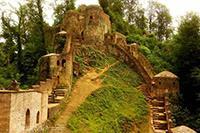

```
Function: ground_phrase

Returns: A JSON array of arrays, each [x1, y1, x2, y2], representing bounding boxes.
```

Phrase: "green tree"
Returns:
[[174, 12, 200, 111], [123, 0, 138, 23], [99, 0, 129, 34], [1, 4, 29, 71], [19, 0, 47, 85], [0, 0, 47, 86], [123, 0, 147, 31], [53, 0, 76, 25], [147, 0, 172, 40]]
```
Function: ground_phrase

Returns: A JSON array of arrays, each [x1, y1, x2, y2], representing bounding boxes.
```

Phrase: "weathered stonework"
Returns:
[[0, 93, 11, 133], [151, 71, 179, 98], [0, 90, 48, 133], [105, 32, 155, 84], [62, 5, 111, 45], [39, 53, 60, 81]]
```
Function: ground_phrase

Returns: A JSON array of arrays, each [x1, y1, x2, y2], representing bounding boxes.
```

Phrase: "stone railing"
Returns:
[[164, 96, 173, 133], [105, 32, 155, 84]]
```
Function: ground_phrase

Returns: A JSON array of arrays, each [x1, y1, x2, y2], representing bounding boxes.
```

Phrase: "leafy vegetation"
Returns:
[[53, 0, 76, 25], [68, 55, 148, 132], [168, 13, 200, 132], [0, 0, 75, 88]]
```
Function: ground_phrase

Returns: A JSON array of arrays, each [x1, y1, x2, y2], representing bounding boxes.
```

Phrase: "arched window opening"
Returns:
[[90, 16, 94, 20], [36, 111, 40, 124], [57, 60, 60, 66], [25, 109, 30, 129], [89, 16, 94, 24], [173, 82, 176, 86], [62, 59, 66, 67], [47, 109, 50, 119], [81, 31, 84, 40], [159, 82, 161, 85]]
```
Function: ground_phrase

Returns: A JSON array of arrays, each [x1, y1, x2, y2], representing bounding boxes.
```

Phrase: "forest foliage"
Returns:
[[0, 0, 200, 131]]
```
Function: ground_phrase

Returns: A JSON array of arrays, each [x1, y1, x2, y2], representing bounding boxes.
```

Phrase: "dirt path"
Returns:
[[49, 62, 118, 133]]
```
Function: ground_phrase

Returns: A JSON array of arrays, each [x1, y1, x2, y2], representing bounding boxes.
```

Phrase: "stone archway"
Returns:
[[62, 59, 66, 67], [25, 109, 30, 129], [36, 111, 40, 124]]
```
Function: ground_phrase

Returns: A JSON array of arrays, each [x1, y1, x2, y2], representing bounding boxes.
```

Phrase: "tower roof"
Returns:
[[154, 71, 178, 78]]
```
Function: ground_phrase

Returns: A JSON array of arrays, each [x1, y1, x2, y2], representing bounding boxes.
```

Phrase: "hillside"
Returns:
[[68, 62, 149, 132], [47, 46, 151, 132]]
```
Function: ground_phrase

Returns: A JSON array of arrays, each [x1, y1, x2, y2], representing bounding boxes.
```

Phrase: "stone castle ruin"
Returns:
[[0, 5, 185, 133]]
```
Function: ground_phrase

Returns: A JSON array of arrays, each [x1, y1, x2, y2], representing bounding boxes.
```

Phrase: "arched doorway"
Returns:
[[62, 59, 66, 67], [36, 111, 40, 124], [25, 109, 30, 129]]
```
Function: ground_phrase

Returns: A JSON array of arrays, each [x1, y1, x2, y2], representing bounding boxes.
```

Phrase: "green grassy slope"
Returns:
[[68, 48, 149, 132]]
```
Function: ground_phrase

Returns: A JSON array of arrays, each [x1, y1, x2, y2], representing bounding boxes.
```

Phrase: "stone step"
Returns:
[[153, 120, 168, 130], [151, 100, 165, 106], [54, 89, 68, 92], [48, 99, 59, 103], [153, 113, 166, 120], [48, 95, 64, 103], [152, 106, 165, 113], [153, 120, 167, 124], [54, 89, 68, 96], [154, 125, 168, 130], [154, 129, 167, 133], [54, 96, 64, 103]]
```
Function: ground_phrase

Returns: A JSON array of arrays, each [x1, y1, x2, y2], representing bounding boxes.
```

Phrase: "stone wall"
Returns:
[[0, 68, 59, 133], [9, 91, 42, 133], [61, 5, 111, 46], [39, 53, 60, 81], [151, 77, 179, 97], [38, 51, 72, 90], [0, 93, 11, 133], [105, 32, 155, 84], [0, 90, 48, 133]]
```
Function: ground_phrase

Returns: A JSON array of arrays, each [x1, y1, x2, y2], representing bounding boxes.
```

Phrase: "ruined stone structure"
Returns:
[[0, 5, 195, 133], [61, 5, 111, 46], [105, 32, 155, 84], [151, 71, 179, 98], [39, 53, 60, 81]]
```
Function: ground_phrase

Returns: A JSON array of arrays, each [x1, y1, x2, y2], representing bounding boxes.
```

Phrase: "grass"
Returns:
[[68, 50, 149, 132]]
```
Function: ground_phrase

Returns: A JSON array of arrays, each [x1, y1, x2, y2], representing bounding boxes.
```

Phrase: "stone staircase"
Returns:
[[150, 97, 169, 133], [48, 86, 68, 103]]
